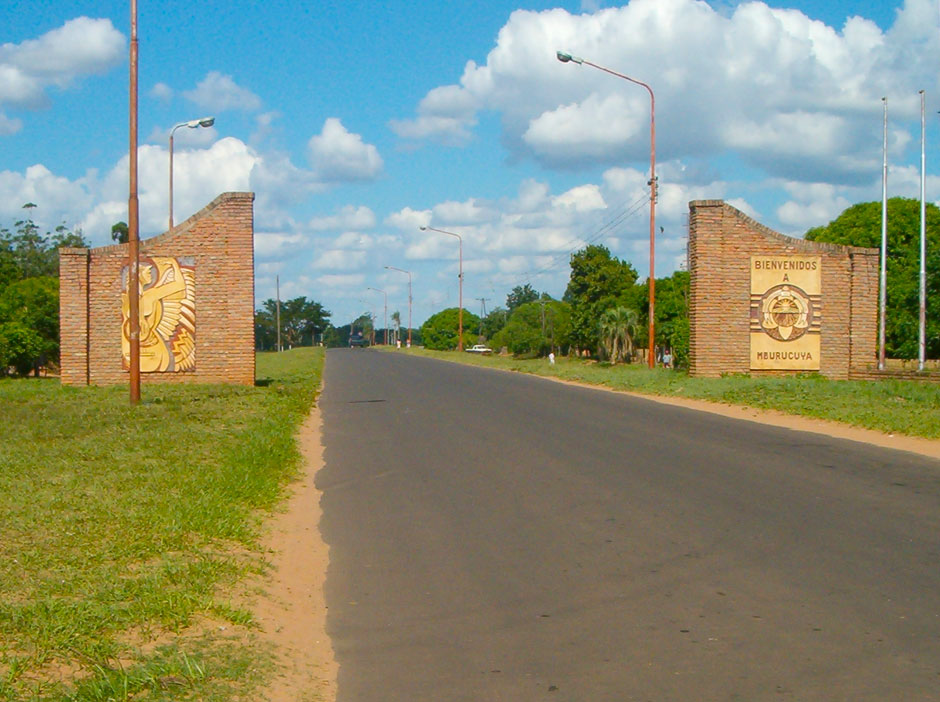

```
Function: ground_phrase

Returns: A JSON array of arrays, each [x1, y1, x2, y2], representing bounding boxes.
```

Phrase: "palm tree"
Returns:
[[599, 306, 639, 364]]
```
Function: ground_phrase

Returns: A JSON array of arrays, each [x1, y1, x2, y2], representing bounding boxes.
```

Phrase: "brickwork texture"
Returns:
[[59, 192, 255, 386], [688, 200, 878, 380]]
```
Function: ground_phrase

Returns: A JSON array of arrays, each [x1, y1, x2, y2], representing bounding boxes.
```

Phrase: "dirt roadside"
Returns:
[[254, 405, 337, 702], [253, 380, 939, 702]]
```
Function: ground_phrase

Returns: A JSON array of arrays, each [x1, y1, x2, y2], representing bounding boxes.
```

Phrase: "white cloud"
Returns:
[[389, 84, 480, 144], [78, 137, 260, 241], [385, 206, 430, 232], [183, 71, 262, 112], [255, 232, 308, 259], [311, 249, 367, 270], [315, 273, 365, 289], [308, 118, 383, 182], [775, 181, 852, 232], [393, 0, 939, 184], [149, 82, 173, 102], [0, 163, 94, 225], [309, 205, 376, 231], [431, 198, 498, 225], [0, 112, 22, 135], [0, 17, 124, 109]]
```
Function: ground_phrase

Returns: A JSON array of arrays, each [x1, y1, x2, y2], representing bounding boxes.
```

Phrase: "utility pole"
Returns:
[[127, 0, 140, 404], [476, 297, 489, 337], [276, 275, 281, 352]]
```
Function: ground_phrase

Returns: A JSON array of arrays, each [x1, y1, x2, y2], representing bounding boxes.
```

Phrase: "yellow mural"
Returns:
[[122, 257, 196, 372], [749, 256, 821, 370]]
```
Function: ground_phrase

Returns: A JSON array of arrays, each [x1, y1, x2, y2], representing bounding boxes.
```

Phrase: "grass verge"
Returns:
[[0, 347, 324, 701], [394, 348, 940, 440]]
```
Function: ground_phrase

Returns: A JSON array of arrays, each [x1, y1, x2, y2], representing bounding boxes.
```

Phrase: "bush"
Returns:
[[0, 322, 44, 376]]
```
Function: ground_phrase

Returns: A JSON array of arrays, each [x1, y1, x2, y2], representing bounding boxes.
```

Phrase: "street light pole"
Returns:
[[385, 265, 413, 347], [128, 0, 140, 404], [918, 90, 926, 372], [557, 50, 657, 368], [368, 287, 388, 345], [169, 116, 215, 230], [879, 97, 888, 371], [420, 226, 464, 351]]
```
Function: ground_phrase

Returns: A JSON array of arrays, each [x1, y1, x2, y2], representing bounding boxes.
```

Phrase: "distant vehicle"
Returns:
[[466, 344, 492, 355], [349, 329, 367, 348]]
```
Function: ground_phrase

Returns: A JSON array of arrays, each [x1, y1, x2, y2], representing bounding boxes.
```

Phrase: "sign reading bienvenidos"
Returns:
[[749, 256, 821, 370]]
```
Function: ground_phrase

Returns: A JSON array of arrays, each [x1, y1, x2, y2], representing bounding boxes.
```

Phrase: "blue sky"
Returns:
[[1, 0, 937, 327]]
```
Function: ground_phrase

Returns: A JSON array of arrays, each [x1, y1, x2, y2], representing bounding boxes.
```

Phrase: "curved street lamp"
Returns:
[[169, 116, 215, 230], [420, 225, 464, 351], [385, 265, 413, 348], [556, 51, 657, 368]]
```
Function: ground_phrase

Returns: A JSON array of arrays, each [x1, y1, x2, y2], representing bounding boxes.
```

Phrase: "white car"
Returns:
[[466, 344, 492, 355]]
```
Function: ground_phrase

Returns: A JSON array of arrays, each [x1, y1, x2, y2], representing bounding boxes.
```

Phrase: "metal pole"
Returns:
[[879, 97, 888, 371], [457, 237, 463, 351], [276, 275, 281, 352], [555, 53, 656, 368], [919, 90, 926, 371], [648, 90, 657, 369], [420, 227, 464, 350], [168, 130, 174, 230], [128, 0, 140, 404]]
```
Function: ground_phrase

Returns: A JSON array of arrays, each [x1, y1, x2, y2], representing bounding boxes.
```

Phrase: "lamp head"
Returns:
[[419, 226, 428, 231], [186, 116, 215, 129], [556, 51, 582, 64]]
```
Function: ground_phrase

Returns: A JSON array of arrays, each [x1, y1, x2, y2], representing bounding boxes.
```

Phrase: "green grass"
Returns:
[[0, 347, 324, 701], [397, 348, 940, 439]]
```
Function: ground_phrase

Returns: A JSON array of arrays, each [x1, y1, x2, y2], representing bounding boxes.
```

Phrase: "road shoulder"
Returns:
[[254, 404, 337, 702]]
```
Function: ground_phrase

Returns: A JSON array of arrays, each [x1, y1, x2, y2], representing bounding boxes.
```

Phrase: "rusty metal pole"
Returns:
[[128, 0, 141, 404], [168, 130, 174, 230], [556, 52, 657, 368], [647, 88, 657, 369], [420, 226, 464, 351], [879, 97, 888, 371]]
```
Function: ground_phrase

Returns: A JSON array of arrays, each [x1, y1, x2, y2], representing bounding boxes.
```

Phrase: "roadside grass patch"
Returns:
[[0, 347, 323, 701], [395, 348, 940, 439]]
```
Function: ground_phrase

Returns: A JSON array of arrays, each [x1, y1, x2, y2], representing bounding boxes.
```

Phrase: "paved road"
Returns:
[[317, 349, 940, 701]]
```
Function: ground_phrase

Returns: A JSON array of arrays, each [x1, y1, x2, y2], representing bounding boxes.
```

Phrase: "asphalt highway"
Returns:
[[317, 349, 940, 701]]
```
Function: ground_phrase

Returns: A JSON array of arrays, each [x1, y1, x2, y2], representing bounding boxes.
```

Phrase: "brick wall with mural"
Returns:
[[59, 192, 255, 386], [688, 200, 878, 380]]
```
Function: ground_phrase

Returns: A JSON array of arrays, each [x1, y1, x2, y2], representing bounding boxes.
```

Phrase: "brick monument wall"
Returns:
[[59, 192, 255, 386], [688, 200, 878, 379]]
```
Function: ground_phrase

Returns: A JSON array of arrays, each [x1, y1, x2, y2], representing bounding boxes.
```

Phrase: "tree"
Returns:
[[111, 221, 129, 244], [420, 307, 480, 350], [255, 296, 331, 350], [491, 299, 571, 356], [805, 198, 940, 358], [599, 306, 640, 363], [506, 284, 539, 312], [481, 306, 508, 340], [0, 205, 86, 374], [563, 245, 639, 354], [0, 277, 59, 374], [0, 322, 43, 377]]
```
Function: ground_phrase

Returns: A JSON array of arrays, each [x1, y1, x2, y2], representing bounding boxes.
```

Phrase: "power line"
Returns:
[[511, 192, 649, 290]]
